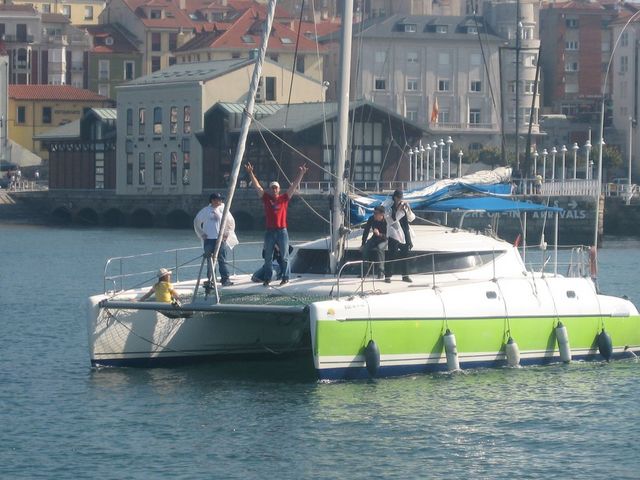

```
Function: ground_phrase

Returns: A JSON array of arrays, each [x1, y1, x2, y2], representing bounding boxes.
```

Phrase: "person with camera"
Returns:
[[383, 189, 415, 283]]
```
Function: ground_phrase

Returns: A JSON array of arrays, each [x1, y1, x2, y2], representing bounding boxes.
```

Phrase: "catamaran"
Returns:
[[87, 0, 640, 379]]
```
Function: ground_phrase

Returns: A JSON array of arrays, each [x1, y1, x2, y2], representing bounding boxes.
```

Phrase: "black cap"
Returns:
[[209, 193, 223, 202], [392, 189, 403, 199], [374, 205, 385, 213]]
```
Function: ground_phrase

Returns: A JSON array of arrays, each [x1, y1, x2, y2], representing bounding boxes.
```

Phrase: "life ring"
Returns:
[[589, 246, 598, 278]]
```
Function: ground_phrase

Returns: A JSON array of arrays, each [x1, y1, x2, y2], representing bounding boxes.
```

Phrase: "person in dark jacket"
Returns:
[[360, 205, 388, 278]]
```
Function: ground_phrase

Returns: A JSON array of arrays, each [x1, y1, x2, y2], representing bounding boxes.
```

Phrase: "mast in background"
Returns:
[[330, 0, 353, 274]]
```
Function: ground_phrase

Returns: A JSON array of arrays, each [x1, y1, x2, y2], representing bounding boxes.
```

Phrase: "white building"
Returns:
[[115, 57, 325, 195], [354, 14, 505, 151], [610, 19, 639, 178]]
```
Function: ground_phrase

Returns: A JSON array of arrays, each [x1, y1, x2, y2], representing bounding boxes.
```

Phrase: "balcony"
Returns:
[[431, 122, 498, 132], [4, 34, 34, 43], [47, 35, 68, 45]]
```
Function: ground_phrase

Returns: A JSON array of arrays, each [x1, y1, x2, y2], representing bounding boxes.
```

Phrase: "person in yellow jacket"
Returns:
[[140, 268, 179, 303]]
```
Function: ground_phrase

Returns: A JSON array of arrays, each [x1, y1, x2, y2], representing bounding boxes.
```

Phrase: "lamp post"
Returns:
[[533, 150, 539, 176], [458, 150, 463, 178], [408, 147, 415, 182], [551, 147, 557, 181], [560, 145, 567, 182], [438, 138, 445, 179], [594, 9, 640, 245], [572, 142, 579, 179], [542, 149, 548, 179], [432, 141, 438, 179], [420, 143, 426, 181], [446, 136, 453, 178], [628, 116, 634, 199], [425, 143, 431, 180], [585, 140, 592, 180]]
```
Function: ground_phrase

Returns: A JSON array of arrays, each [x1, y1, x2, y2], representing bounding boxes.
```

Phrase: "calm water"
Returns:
[[1, 224, 639, 479]]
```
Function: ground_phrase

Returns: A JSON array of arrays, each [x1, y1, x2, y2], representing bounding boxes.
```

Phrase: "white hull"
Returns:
[[88, 294, 310, 366]]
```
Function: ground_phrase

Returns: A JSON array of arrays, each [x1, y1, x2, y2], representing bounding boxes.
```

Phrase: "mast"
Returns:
[[515, 0, 521, 170], [330, 0, 353, 274], [208, 0, 278, 301]]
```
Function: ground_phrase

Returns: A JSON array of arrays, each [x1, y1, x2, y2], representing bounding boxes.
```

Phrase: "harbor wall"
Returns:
[[3, 190, 628, 245]]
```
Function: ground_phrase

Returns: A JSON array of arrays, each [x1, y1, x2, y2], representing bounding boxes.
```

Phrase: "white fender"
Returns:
[[505, 337, 521, 367], [443, 329, 460, 372], [555, 322, 572, 363]]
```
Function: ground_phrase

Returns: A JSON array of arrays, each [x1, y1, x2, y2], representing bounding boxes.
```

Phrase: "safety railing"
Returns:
[[334, 245, 594, 299], [520, 244, 592, 278], [102, 241, 303, 294]]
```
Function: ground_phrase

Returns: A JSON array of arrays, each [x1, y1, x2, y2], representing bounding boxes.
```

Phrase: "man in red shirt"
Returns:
[[244, 162, 308, 286]]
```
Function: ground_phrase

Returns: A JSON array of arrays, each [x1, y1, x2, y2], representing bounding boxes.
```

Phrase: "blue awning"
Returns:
[[425, 196, 563, 213]]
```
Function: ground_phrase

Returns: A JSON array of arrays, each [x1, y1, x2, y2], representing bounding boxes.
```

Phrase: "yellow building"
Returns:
[[11, 0, 106, 25], [9, 84, 112, 161]]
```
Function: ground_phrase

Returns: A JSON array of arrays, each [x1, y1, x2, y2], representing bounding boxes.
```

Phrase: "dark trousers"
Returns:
[[385, 237, 409, 278], [362, 239, 387, 276]]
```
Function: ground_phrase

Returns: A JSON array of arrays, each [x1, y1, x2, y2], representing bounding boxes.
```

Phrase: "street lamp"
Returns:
[[408, 147, 414, 182], [432, 141, 438, 179], [628, 116, 634, 199], [571, 142, 579, 179], [446, 136, 453, 178], [542, 149, 548, 179], [584, 140, 592, 180], [419, 143, 426, 181], [560, 145, 567, 181], [425, 143, 431, 180], [551, 146, 557, 181], [458, 150, 464, 178], [438, 138, 445, 179], [533, 150, 539, 176]]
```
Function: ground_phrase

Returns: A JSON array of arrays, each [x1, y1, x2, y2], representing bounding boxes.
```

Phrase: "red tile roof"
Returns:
[[9, 85, 110, 102], [123, 0, 197, 29], [178, 7, 326, 53]]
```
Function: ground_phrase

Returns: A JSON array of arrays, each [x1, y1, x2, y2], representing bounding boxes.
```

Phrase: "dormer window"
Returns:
[[281, 37, 293, 44], [467, 26, 478, 34], [436, 25, 448, 34], [150, 9, 162, 19], [404, 24, 417, 33], [242, 35, 255, 44]]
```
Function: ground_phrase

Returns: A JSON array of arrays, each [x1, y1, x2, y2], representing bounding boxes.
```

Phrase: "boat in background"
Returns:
[[87, 0, 640, 379]]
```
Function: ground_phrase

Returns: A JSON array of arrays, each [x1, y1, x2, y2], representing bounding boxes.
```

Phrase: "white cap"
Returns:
[[269, 181, 280, 189], [157, 268, 171, 278]]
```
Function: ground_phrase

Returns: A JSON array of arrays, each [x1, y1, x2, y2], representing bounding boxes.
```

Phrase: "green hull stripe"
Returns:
[[315, 316, 640, 357]]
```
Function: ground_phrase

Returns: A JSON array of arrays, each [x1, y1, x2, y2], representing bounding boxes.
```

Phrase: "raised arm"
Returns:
[[287, 164, 309, 197], [244, 162, 264, 197]]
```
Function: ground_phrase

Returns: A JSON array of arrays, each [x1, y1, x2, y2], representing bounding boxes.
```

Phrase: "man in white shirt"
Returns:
[[193, 193, 237, 287]]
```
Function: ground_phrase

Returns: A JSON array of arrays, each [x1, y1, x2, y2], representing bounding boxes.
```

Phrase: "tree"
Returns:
[[591, 144, 622, 177], [466, 147, 502, 167]]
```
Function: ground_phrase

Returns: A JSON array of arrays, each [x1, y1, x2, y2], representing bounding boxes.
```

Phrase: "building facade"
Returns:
[[0, 5, 92, 86], [8, 84, 112, 161], [354, 14, 504, 152], [539, 1, 617, 123], [611, 16, 640, 178], [84, 24, 142, 98], [12, 0, 106, 26], [115, 58, 325, 195]]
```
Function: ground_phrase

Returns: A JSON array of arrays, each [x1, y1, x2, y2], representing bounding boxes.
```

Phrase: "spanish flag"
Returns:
[[430, 97, 439, 123]]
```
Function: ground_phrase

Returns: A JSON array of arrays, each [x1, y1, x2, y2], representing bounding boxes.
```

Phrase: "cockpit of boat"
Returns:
[[291, 224, 509, 276]]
